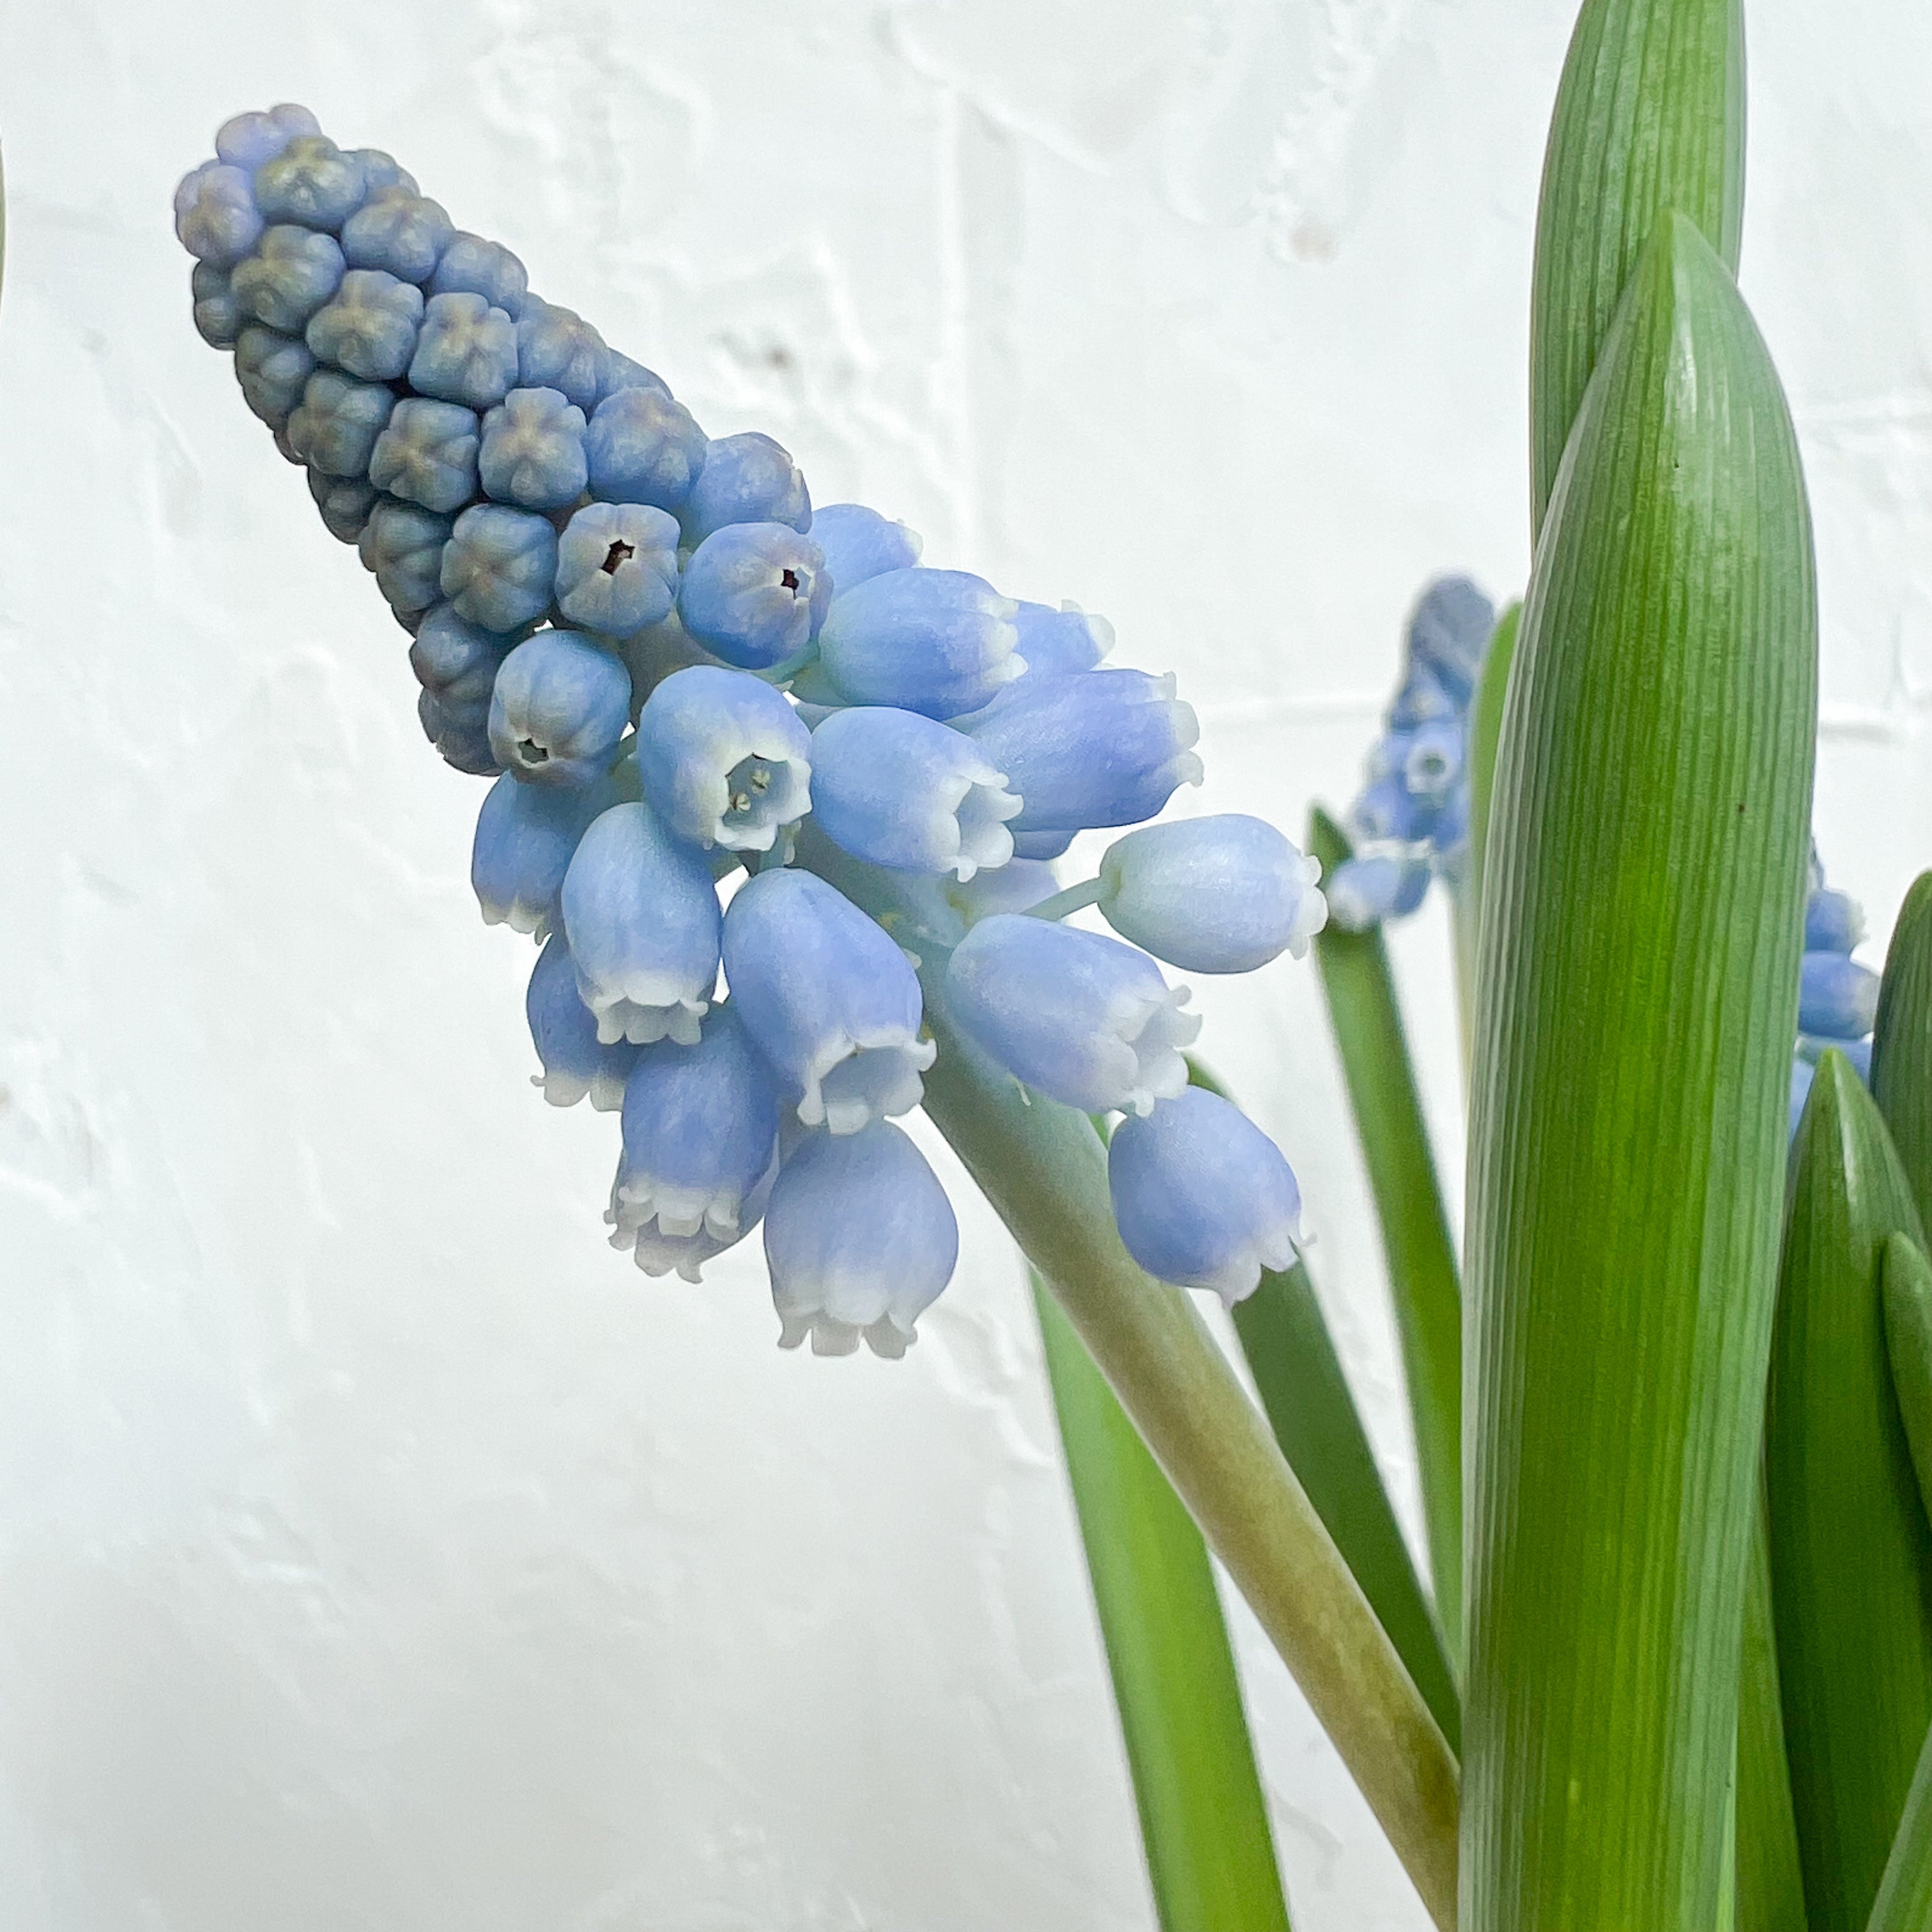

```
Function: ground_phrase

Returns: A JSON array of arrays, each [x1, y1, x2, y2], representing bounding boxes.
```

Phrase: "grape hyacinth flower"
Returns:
[[946, 916, 1199, 1116], [1108, 1087, 1305, 1308], [488, 630, 633, 788], [636, 666, 812, 853], [1326, 576, 1499, 930], [174, 103, 1317, 1353], [554, 502, 681, 638], [1790, 847, 1882, 1137], [526, 930, 640, 1111], [677, 523, 831, 670], [765, 1123, 959, 1357], [809, 707, 1021, 882], [723, 869, 937, 1135], [608, 1008, 782, 1282]]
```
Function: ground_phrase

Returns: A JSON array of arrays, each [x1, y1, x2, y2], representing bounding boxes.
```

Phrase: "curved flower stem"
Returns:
[[918, 999, 1460, 1927]]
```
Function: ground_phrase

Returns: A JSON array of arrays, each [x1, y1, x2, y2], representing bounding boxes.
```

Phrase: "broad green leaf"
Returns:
[[1869, 1723, 1932, 1932], [1307, 806, 1462, 1671], [1881, 1230, 1932, 1533], [1229, 1258, 1461, 1756], [1190, 1058, 1461, 1751], [1530, 0, 1745, 532], [1034, 1278, 1294, 1932], [1768, 1058, 1932, 1931], [1736, 1488, 1806, 1932], [1465, 216, 1816, 1932], [1874, 871, 1932, 1236]]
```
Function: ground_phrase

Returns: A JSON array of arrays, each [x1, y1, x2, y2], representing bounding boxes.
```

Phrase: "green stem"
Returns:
[[1025, 878, 1105, 923], [1308, 806, 1464, 1670]]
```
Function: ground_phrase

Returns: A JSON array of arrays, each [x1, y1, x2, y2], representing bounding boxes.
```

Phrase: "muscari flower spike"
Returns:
[[176, 104, 1326, 1354], [1789, 845, 1883, 1137], [1325, 575, 1498, 931]]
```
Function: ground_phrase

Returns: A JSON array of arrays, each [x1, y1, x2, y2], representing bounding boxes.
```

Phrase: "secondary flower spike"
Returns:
[[176, 102, 1326, 1349]]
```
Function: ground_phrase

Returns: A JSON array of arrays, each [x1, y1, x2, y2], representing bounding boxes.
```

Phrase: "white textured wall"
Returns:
[[1, 3, 1928, 1927]]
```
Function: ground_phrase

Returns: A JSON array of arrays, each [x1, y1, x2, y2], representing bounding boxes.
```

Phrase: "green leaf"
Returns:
[[1768, 1059, 1932, 1931], [1530, 0, 1745, 532], [1307, 806, 1463, 1672], [1035, 1278, 1294, 1932], [1882, 1230, 1932, 1535], [1466, 215, 1816, 1932], [1464, 601, 1522, 929], [1735, 1487, 1806, 1932], [1873, 871, 1932, 1237], [1868, 1724, 1932, 1932], [1229, 1258, 1462, 1756]]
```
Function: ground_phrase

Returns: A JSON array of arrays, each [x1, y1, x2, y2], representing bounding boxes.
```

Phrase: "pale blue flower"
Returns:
[[1009, 600, 1114, 678], [514, 300, 607, 411], [679, 431, 811, 544], [489, 629, 632, 788], [607, 1006, 782, 1280], [561, 802, 722, 1046], [408, 293, 518, 409], [308, 469, 376, 544], [215, 103, 321, 170], [809, 706, 1020, 880], [232, 225, 346, 332], [427, 234, 529, 310], [1805, 887, 1866, 955], [594, 349, 667, 403], [722, 868, 935, 1133], [584, 388, 708, 511], [1789, 1057, 1816, 1142], [808, 503, 922, 591], [555, 503, 680, 637], [960, 669, 1201, 830], [304, 269, 424, 382], [1351, 775, 1434, 845], [360, 500, 454, 620], [479, 387, 588, 511], [636, 665, 812, 852], [441, 503, 560, 632], [1098, 816, 1328, 972], [1324, 854, 1432, 931], [1406, 575, 1494, 705], [1013, 830, 1074, 861], [945, 914, 1197, 1116], [471, 764, 610, 936], [353, 150, 417, 198], [1402, 721, 1464, 804], [287, 370, 395, 477], [341, 192, 455, 283], [174, 162, 263, 268], [764, 1122, 958, 1356], [677, 523, 831, 670], [368, 398, 480, 514], [252, 135, 367, 230], [527, 930, 639, 1110], [1108, 1086, 1303, 1308], [1798, 951, 1881, 1040], [817, 569, 1023, 720], [233, 325, 315, 428], [192, 263, 243, 348]]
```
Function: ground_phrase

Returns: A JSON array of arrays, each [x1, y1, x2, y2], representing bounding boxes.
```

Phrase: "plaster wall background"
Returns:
[[1, 2, 1928, 1926]]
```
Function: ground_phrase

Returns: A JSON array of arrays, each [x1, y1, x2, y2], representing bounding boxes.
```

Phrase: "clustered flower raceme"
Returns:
[[177, 106, 1329, 1354], [1789, 846, 1881, 1135], [1324, 576, 1498, 930]]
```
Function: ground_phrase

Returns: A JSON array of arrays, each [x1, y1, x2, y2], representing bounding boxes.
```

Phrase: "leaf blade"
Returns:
[[1736, 1486, 1807, 1932], [1530, 0, 1745, 532], [1036, 1277, 1294, 1932], [1466, 215, 1816, 1931], [1768, 1061, 1932, 1929], [1873, 870, 1932, 1236]]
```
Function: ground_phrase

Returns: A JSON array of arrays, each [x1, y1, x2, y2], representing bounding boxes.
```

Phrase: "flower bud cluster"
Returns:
[[178, 107, 1328, 1353], [1325, 577, 1498, 930], [1789, 845, 1882, 1136]]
